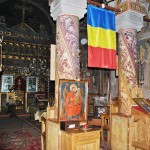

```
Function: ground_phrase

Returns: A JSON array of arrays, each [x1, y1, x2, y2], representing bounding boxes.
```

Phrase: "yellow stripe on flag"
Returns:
[[87, 25, 116, 50]]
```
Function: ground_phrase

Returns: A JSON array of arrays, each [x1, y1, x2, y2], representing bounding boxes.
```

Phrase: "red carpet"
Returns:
[[0, 116, 41, 150]]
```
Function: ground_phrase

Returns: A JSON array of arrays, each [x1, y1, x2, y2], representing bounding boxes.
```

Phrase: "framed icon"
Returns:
[[59, 79, 88, 121], [133, 98, 150, 114], [27, 76, 38, 92], [1, 75, 14, 92]]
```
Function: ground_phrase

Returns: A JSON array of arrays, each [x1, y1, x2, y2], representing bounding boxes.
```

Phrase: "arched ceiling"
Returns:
[[0, 0, 149, 57], [1, 0, 149, 34], [0, 0, 55, 36]]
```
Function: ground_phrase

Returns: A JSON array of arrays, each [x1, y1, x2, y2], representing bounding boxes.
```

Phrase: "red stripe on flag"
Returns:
[[88, 46, 116, 69]]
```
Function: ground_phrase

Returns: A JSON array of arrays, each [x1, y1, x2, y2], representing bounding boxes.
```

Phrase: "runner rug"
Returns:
[[0, 116, 41, 150]]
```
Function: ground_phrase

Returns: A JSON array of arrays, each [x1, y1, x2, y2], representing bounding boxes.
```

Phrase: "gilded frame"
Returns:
[[59, 79, 88, 121], [133, 98, 150, 114]]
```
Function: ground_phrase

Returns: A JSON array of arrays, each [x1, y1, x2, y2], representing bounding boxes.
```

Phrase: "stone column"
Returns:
[[50, 0, 87, 118], [116, 2, 146, 115]]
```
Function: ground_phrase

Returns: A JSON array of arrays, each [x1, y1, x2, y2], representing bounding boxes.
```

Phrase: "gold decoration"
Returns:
[[118, 1, 146, 15], [131, 87, 144, 98]]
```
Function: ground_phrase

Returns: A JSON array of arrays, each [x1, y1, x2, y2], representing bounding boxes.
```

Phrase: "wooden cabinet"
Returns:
[[46, 119, 60, 150], [40, 106, 57, 150], [61, 129, 100, 150], [111, 114, 131, 150], [111, 112, 150, 150], [132, 115, 150, 150], [44, 119, 101, 150]]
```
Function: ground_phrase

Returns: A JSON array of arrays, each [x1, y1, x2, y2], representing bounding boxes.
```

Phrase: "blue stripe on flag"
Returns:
[[87, 4, 116, 31]]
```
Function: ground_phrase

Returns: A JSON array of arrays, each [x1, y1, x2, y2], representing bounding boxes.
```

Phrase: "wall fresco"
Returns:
[[56, 15, 80, 80]]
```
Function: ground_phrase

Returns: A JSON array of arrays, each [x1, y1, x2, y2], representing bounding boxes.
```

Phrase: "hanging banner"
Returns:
[[87, 4, 116, 69]]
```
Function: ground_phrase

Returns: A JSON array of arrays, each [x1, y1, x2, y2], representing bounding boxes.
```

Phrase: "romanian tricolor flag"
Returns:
[[87, 4, 116, 69]]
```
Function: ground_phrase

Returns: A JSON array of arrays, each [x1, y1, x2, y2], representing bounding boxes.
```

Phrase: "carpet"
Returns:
[[18, 116, 41, 132], [101, 143, 110, 150], [100, 130, 110, 150], [0, 116, 41, 150]]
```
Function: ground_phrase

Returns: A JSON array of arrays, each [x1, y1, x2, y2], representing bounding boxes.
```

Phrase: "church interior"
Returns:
[[0, 0, 150, 150]]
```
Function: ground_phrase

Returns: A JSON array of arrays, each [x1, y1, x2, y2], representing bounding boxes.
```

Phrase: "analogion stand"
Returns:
[[45, 119, 101, 150], [42, 106, 101, 150], [61, 128, 101, 150]]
